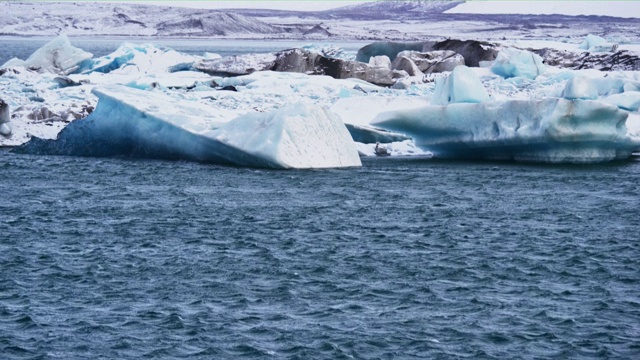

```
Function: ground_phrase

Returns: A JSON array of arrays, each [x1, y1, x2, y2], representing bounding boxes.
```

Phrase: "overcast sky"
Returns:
[[122, 1, 370, 11]]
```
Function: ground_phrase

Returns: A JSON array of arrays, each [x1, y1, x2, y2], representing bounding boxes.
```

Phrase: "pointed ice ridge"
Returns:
[[16, 85, 361, 169]]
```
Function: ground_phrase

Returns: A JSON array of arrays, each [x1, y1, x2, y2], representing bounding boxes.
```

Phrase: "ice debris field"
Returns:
[[2, 34, 640, 168]]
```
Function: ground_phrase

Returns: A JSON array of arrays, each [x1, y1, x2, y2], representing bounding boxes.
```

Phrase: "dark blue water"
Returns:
[[1, 148, 639, 359]]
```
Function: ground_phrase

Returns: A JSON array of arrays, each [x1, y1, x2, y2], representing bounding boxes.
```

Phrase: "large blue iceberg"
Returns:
[[372, 69, 640, 163], [17, 85, 361, 169]]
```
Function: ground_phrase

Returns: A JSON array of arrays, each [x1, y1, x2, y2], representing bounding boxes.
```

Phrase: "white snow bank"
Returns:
[[17, 85, 361, 169]]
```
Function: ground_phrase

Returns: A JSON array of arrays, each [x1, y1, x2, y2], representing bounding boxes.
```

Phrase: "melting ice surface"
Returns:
[[4, 34, 640, 165]]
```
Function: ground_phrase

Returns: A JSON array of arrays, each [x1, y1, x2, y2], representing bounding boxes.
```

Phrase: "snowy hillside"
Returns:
[[323, 0, 462, 19], [446, 1, 640, 19], [0, 1, 279, 37], [0, 1, 638, 41]]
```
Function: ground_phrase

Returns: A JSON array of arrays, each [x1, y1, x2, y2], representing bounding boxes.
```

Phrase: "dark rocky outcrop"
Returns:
[[357, 39, 499, 67], [356, 42, 425, 62], [391, 56, 423, 76], [424, 39, 499, 67], [395, 50, 464, 74], [196, 48, 406, 86], [531, 48, 640, 71]]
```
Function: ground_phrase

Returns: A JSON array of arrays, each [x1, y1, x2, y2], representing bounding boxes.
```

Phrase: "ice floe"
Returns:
[[16, 85, 361, 169]]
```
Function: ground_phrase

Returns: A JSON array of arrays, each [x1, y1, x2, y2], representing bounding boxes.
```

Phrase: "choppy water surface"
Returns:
[[1, 149, 639, 359]]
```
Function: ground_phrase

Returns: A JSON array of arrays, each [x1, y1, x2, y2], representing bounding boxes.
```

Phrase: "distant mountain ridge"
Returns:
[[0, 1, 637, 40], [0, 1, 281, 37]]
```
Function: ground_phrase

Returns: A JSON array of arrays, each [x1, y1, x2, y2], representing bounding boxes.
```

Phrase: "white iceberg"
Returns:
[[17, 85, 361, 169], [1, 34, 92, 75], [579, 34, 618, 53], [431, 65, 489, 105], [79, 42, 199, 75], [604, 91, 640, 112], [372, 98, 640, 163], [491, 48, 546, 80], [562, 75, 599, 100]]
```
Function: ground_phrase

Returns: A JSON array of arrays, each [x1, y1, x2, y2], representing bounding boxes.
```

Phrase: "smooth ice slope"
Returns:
[[1, 34, 92, 75], [372, 98, 640, 163], [17, 85, 361, 169], [215, 103, 361, 168]]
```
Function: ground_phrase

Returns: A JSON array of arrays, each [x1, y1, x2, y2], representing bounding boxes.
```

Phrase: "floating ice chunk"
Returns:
[[579, 34, 618, 52], [372, 98, 640, 163], [17, 85, 360, 169], [491, 48, 545, 80], [604, 91, 640, 111], [431, 65, 489, 105], [80, 43, 199, 75], [562, 75, 598, 100], [1, 34, 92, 75]]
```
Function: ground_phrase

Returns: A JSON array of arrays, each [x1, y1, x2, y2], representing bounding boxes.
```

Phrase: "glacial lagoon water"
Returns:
[[1, 39, 640, 358], [2, 149, 640, 359]]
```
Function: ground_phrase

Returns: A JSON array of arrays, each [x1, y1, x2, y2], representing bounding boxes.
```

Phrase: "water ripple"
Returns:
[[1, 151, 639, 358]]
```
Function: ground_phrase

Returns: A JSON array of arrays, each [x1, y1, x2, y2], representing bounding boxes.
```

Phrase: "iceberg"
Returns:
[[1, 34, 93, 75], [491, 48, 546, 80], [579, 34, 618, 53], [561, 75, 599, 100], [431, 65, 489, 105], [16, 85, 361, 169], [372, 98, 640, 163], [604, 91, 640, 112], [79, 43, 199, 75]]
